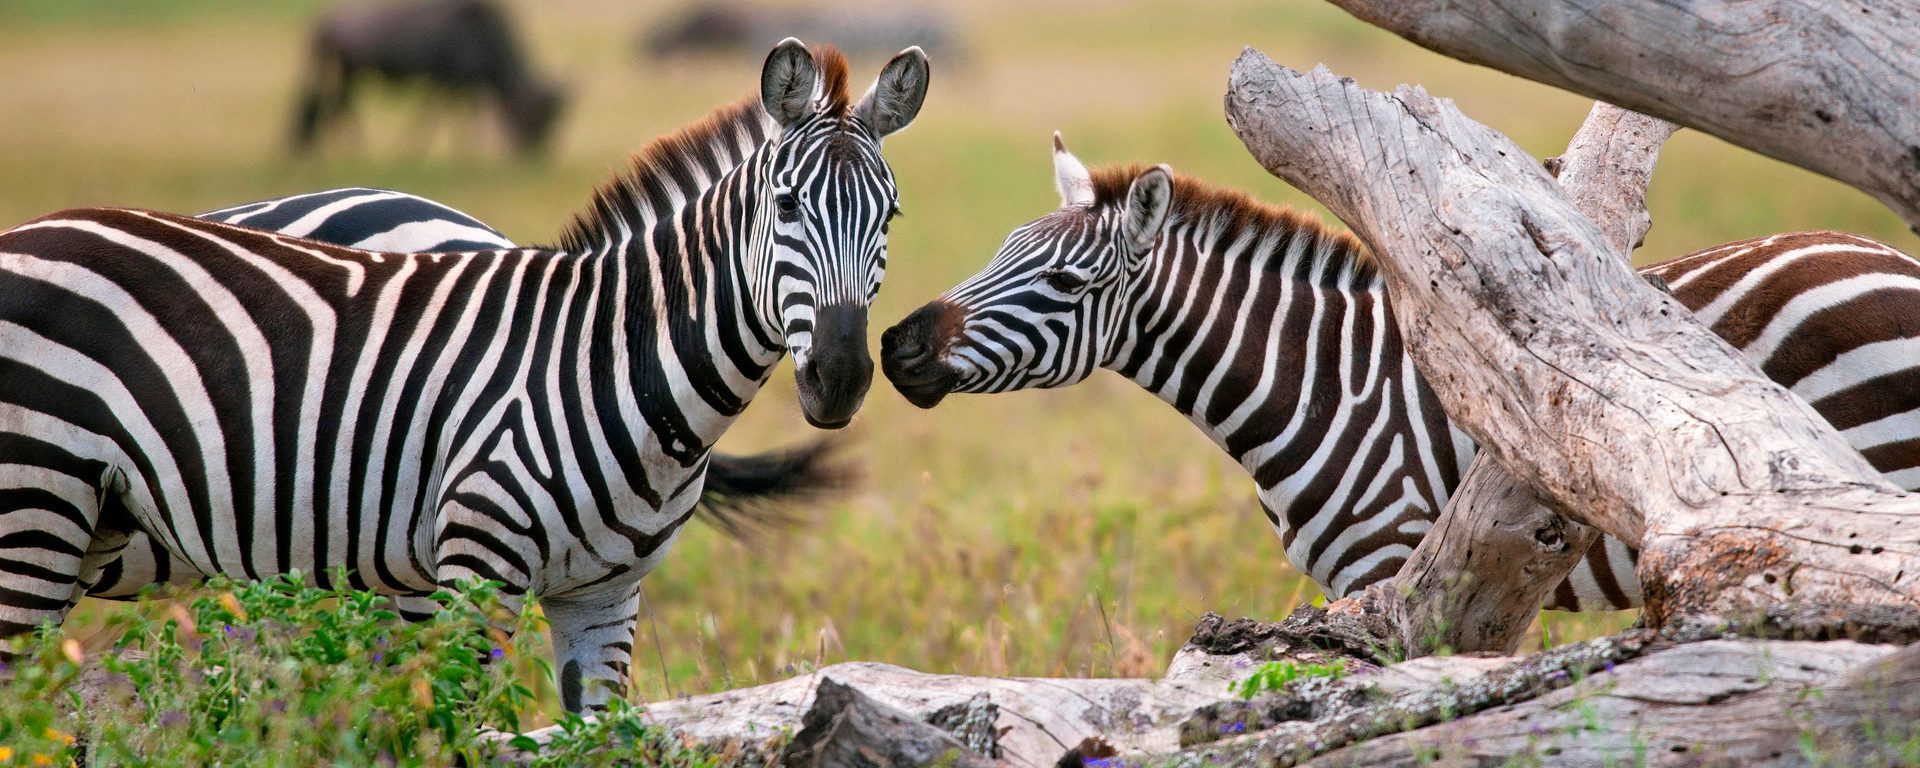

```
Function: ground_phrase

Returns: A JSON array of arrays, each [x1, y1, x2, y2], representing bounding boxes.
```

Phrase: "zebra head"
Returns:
[[882, 133, 1173, 407], [757, 39, 929, 428]]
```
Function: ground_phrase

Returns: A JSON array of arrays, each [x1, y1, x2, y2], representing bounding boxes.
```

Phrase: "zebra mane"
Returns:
[[550, 46, 854, 252], [1086, 165, 1373, 275]]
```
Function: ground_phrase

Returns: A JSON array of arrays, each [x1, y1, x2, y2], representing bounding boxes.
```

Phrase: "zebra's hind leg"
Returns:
[[540, 582, 641, 713]]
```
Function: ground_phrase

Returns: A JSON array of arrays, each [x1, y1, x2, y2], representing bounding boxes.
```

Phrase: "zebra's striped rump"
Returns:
[[885, 134, 1920, 613], [0, 38, 929, 712]]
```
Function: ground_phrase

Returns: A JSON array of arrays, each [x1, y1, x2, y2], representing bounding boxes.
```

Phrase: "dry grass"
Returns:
[[8, 0, 1911, 721]]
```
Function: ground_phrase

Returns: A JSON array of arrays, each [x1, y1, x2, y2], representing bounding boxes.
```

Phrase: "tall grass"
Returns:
[[2, 0, 1905, 728]]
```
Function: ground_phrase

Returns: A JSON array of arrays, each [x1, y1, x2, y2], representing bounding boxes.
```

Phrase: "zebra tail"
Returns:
[[695, 439, 853, 541]]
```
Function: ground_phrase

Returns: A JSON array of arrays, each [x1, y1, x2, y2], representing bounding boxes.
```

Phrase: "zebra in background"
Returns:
[[881, 134, 1920, 612], [0, 39, 929, 711], [71, 188, 844, 599]]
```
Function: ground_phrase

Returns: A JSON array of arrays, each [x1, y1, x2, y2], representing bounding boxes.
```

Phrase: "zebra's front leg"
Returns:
[[540, 582, 641, 712]]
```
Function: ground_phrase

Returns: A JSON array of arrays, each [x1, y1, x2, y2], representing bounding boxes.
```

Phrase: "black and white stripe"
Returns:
[[199, 187, 515, 252], [883, 136, 1920, 612], [0, 40, 927, 712]]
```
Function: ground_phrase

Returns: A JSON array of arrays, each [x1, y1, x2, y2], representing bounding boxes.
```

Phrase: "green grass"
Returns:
[[4, 0, 1908, 737]]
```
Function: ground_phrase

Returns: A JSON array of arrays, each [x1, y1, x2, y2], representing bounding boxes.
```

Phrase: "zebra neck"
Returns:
[[595, 151, 786, 465], [1105, 213, 1417, 476]]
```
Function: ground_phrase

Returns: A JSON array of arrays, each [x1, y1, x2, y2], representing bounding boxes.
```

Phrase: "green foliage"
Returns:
[[523, 698, 736, 768], [1230, 659, 1348, 699], [0, 574, 721, 765]]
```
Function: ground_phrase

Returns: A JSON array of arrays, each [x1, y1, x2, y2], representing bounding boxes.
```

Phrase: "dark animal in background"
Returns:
[[642, 4, 962, 65], [293, 0, 567, 156]]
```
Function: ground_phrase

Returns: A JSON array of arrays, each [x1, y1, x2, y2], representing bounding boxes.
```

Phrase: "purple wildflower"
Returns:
[[490, 647, 505, 661], [158, 709, 188, 729], [372, 652, 384, 663], [1219, 721, 1247, 734]]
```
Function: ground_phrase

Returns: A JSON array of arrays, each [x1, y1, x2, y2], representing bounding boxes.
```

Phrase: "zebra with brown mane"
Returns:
[[882, 134, 1920, 611]]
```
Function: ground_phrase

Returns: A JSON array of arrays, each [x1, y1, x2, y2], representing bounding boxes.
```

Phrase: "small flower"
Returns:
[[1603, 661, 1616, 673], [371, 652, 384, 663], [490, 647, 505, 661], [0, 746, 12, 761], [158, 709, 188, 729]]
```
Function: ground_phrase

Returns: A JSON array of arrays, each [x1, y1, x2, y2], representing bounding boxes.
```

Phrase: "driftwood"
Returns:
[[1325, 0, 1920, 231], [1375, 103, 1676, 655], [1223, 49, 1920, 627]]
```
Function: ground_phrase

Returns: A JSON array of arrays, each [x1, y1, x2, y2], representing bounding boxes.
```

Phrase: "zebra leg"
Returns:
[[540, 582, 641, 713], [0, 465, 110, 637], [1544, 534, 1643, 611]]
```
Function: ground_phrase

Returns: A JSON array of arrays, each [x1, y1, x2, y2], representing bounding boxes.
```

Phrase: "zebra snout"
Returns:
[[881, 301, 963, 408], [795, 303, 872, 429]]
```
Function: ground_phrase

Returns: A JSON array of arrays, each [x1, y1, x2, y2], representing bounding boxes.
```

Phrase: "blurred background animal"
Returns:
[[640, 3, 963, 66], [292, 0, 567, 156]]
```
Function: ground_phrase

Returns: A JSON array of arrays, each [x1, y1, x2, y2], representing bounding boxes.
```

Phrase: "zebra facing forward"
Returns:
[[69, 188, 843, 600], [881, 134, 1920, 611], [0, 39, 929, 712]]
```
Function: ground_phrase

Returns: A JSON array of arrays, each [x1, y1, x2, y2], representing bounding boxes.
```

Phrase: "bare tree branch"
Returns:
[[1326, 0, 1920, 231]]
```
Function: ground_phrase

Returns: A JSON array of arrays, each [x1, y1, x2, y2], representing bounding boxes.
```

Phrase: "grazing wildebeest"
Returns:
[[640, 4, 963, 65], [292, 0, 567, 156]]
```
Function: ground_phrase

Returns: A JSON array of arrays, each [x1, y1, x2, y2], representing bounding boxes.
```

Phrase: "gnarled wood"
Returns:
[[1325, 0, 1920, 230], [1223, 50, 1920, 627], [1380, 103, 1673, 655]]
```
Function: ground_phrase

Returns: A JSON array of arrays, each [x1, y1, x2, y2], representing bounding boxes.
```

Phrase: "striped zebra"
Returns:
[[57, 187, 840, 599], [881, 134, 1920, 611], [0, 39, 929, 712]]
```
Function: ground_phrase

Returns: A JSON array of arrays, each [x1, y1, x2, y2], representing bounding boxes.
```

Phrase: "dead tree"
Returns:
[[1224, 51, 1920, 630], [1375, 103, 1676, 656], [1323, 0, 1920, 231]]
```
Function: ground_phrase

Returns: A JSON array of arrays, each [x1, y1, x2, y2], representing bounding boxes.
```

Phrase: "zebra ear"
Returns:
[[761, 37, 819, 129], [1053, 132, 1094, 208], [855, 46, 930, 138], [1122, 165, 1174, 251]]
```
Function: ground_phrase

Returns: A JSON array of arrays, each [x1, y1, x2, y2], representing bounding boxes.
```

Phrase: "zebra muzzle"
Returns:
[[796, 303, 873, 429]]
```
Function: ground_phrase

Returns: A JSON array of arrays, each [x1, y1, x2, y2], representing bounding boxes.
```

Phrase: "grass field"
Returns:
[[6, 0, 1917, 726]]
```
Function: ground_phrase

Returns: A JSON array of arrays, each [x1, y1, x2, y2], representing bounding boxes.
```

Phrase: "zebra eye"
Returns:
[[775, 193, 800, 221], [1040, 269, 1089, 294]]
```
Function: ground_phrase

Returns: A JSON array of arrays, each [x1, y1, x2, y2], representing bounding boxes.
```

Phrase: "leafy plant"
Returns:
[[1230, 659, 1348, 699], [0, 573, 736, 764]]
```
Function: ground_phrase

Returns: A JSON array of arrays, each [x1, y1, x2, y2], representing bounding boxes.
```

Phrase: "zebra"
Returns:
[[0, 39, 929, 712], [880, 133, 1920, 612], [61, 187, 843, 599]]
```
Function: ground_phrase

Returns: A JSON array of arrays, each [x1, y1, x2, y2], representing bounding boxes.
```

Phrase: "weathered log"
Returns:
[[778, 677, 994, 768], [1296, 639, 1902, 768], [1325, 0, 1920, 230], [1224, 49, 1920, 627], [497, 661, 1229, 767], [1378, 103, 1674, 655]]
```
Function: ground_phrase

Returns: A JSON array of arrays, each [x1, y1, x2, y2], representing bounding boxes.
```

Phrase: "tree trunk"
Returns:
[[1223, 50, 1920, 627], [1323, 0, 1920, 231], [1376, 103, 1674, 655]]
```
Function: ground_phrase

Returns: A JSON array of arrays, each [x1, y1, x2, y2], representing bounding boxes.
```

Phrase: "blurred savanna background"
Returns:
[[9, 0, 1918, 723]]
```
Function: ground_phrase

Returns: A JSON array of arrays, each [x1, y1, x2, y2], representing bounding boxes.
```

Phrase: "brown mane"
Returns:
[[1086, 164, 1372, 271], [551, 45, 853, 252]]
